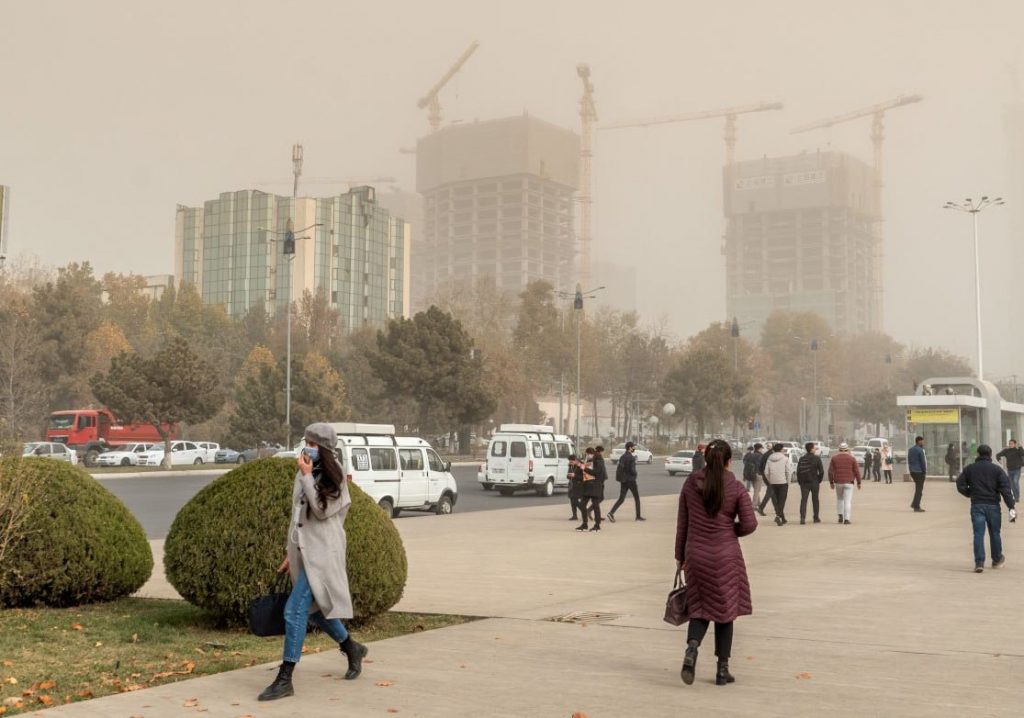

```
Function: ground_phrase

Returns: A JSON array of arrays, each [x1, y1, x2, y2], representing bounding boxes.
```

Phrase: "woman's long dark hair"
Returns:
[[701, 439, 732, 518], [307, 444, 343, 518]]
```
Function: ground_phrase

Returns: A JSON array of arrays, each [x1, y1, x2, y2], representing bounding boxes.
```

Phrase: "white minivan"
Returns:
[[478, 424, 575, 497], [330, 423, 458, 518]]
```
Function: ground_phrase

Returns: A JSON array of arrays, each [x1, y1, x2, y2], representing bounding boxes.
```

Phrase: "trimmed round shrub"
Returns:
[[0, 458, 153, 607], [164, 458, 408, 626]]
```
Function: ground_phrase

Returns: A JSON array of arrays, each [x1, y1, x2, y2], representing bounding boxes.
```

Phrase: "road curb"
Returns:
[[93, 469, 229, 480]]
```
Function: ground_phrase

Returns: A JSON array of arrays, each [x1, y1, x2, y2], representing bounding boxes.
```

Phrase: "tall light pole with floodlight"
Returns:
[[943, 196, 1005, 379], [557, 283, 605, 442]]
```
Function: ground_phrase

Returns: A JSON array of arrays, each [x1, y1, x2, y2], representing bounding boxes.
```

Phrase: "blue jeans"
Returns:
[[1009, 468, 1021, 502], [971, 504, 1003, 567], [283, 567, 349, 663]]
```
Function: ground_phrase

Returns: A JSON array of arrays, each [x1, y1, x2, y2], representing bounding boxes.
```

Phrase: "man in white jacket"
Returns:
[[762, 443, 793, 526]]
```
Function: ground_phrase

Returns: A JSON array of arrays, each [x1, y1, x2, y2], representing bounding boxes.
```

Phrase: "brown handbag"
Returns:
[[663, 570, 690, 626]]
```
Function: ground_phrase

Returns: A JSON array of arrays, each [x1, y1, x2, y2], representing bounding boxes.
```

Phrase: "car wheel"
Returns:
[[378, 498, 395, 517], [237, 456, 246, 464], [434, 494, 454, 515], [121, 457, 131, 466], [536, 479, 554, 497], [647, 455, 654, 464], [498, 488, 514, 497], [84, 449, 100, 468], [194, 457, 203, 464], [482, 483, 493, 491]]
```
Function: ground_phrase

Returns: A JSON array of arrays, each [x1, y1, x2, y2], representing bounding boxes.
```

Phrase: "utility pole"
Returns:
[[557, 283, 605, 442]]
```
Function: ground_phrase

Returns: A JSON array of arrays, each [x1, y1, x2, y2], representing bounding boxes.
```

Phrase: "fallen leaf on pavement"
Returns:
[[71, 623, 83, 631], [94, 641, 104, 648], [3, 677, 16, 685], [375, 680, 395, 687], [38, 680, 56, 690], [795, 672, 812, 680], [572, 712, 589, 718], [364, 659, 374, 664], [77, 690, 94, 699], [184, 698, 200, 707], [387, 710, 399, 714], [37, 696, 54, 706]]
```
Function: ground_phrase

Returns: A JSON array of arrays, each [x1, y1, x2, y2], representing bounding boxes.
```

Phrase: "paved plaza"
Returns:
[[43, 478, 1021, 717]]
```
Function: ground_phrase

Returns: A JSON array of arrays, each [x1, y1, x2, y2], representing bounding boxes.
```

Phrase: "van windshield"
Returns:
[[48, 415, 75, 430]]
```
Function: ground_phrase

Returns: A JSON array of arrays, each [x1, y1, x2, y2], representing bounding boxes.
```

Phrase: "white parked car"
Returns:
[[137, 441, 207, 467], [23, 442, 77, 464], [665, 450, 694, 476], [609, 443, 654, 465], [196, 441, 220, 463], [96, 442, 156, 467]]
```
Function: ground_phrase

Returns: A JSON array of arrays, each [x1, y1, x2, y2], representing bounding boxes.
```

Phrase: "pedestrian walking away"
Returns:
[[996, 439, 1023, 503], [871, 449, 883, 482], [945, 443, 959, 483], [580, 446, 608, 531], [882, 446, 894, 484], [955, 444, 1016, 572], [259, 423, 367, 702], [828, 442, 862, 525], [741, 445, 756, 493], [692, 443, 707, 474], [863, 448, 874, 483], [760, 443, 792, 525], [608, 441, 645, 522], [567, 454, 586, 522], [675, 439, 757, 686], [752, 443, 768, 511], [908, 436, 928, 512], [796, 441, 824, 524]]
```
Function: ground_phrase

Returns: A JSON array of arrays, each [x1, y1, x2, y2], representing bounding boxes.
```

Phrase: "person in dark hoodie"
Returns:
[[580, 446, 607, 532], [862, 448, 874, 483], [796, 442, 825, 524], [608, 441, 644, 522], [692, 443, 707, 473], [956, 444, 1016, 573], [741, 445, 756, 493], [995, 439, 1023, 502], [567, 454, 586, 522]]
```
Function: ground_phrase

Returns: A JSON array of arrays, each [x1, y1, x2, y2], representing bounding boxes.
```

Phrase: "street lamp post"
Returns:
[[943, 196, 1005, 380], [556, 284, 604, 442], [793, 336, 822, 438]]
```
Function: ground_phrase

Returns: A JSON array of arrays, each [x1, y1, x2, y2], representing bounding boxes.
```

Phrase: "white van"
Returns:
[[329, 423, 458, 518], [478, 424, 575, 497]]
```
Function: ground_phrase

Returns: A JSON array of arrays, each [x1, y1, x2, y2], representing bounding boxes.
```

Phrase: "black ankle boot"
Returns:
[[681, 640, 699, 685], [716, 660, 735, 685], [258, 661, 295, 701], [340, 637, 368, 680]]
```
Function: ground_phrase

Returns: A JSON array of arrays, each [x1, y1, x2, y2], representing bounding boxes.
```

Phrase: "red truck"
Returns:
[[45, 408, 176, 467]]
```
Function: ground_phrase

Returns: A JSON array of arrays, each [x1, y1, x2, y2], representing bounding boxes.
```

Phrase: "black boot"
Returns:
[[681, 640, 699, 685], [838, 514, 844, 524], [258, 661, 295, 701], [716, 660, 735, 685], [340, 637, 368, 680]]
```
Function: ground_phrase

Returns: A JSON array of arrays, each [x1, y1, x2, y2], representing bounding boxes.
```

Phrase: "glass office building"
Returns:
[[174, 187, 410, 332]]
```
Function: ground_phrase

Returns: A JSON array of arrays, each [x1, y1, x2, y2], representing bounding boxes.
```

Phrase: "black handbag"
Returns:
[[663, 570, 690, 626], [248, 571, 291, 637]]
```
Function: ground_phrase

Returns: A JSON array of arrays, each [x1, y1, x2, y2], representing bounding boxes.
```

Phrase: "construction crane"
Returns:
[[791, 93, 923, 195], [416, 41, 479, 133], [601, 101, 784, 168], [254, 176, 398, 191], [577, 64, 597, 289]]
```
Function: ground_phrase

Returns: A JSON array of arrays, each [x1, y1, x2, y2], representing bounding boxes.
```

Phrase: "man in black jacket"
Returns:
[[580, 446, 608, 532], [741, 445, 756, 492], [796, 442, 825, 524], [956, 444, 1016, 573], [996, 439, 1023, 503], [608, 442, 644, 522]]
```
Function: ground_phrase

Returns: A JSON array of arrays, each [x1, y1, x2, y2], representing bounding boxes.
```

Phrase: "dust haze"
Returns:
[[2, 0, 1022, 373]]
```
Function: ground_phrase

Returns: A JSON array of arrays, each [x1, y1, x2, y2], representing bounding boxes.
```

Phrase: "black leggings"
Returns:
[[687, 619, 734, 658]]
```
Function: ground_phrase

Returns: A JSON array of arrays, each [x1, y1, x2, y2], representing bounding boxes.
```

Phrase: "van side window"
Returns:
[[350, 448, 370, 471], [491, 441, 508, 457], [542, 442, 556, 459], [426, 449, 445, 472], [399, 449, 424, 470], [370, 448, 398, 471], [510, 441, 527, 458], [556, 443, 571, 459], [532, 443, 542, 458]]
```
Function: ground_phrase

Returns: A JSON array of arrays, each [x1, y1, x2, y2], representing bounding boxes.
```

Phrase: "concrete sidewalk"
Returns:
[[49, 479, 1022, 716]]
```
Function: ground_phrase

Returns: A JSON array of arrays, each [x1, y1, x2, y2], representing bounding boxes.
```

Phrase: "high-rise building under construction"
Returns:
[[723, 151, 881, 335], [414, 114, 580, 309]]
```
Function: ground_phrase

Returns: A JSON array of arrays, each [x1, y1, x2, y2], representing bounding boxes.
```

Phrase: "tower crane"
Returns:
[[416, 41, 479, 133], [600, 100, 784, 168], [577, 64, 597, 288], [790, 93, 923, 199]]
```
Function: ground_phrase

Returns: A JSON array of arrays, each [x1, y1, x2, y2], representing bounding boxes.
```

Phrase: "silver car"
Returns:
[[23, 442, 78, 464]]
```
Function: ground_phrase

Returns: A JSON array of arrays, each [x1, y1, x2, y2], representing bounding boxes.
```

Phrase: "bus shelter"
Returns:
[[896, 377, 1024, 475]]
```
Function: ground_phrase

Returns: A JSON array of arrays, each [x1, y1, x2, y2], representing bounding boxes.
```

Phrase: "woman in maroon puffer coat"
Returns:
[[675, 439, 757, 686]]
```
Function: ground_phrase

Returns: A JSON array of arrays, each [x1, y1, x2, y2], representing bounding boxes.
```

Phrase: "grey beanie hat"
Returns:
[[304, 422, 336, 449]]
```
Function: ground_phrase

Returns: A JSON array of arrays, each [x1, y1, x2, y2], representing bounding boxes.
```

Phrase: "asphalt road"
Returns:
[[97, 460, 688, 539]]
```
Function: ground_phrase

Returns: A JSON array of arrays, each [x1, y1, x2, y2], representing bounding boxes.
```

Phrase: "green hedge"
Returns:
[[164, 458, 407, 625], [0, 458, 153, 607]]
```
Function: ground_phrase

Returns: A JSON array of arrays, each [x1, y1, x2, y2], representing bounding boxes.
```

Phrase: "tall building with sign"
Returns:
[[722, 151, 881, 335], [414, 114, 580, 310], [174, 186, 410, 333]]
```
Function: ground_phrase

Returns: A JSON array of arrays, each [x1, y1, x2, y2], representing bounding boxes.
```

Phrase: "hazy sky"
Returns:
[[2, 0, 1023, 375]]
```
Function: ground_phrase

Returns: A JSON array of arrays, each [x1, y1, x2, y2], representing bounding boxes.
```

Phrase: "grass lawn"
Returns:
[[0, 598, 471, 714]]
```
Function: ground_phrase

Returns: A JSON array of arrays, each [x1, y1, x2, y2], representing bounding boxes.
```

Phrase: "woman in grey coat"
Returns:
[[259, 423, 368, 701]]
